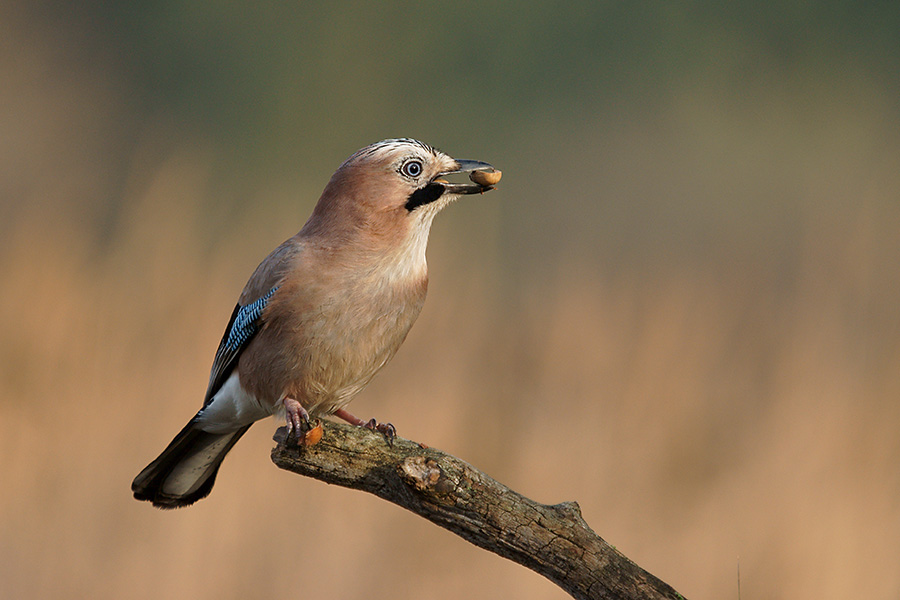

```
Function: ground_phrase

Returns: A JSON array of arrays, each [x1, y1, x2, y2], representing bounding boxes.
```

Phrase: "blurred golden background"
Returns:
[[2, 2, 900, 598]]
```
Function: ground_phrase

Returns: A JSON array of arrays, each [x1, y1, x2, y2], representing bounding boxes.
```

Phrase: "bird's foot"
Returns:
[[363, 418, 396, 445], [333, 408, 396, 446], [284, 397, 310, 434], [284, 398, 323, 446]]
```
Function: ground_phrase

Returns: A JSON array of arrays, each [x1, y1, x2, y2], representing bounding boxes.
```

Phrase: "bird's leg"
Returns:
[[333, 408, 396, 445], [284, 397, 310, 432], [284, 397, 311, 435], [283, 397, 324, 446]]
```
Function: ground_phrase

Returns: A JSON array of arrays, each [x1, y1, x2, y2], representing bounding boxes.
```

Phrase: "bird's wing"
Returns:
[[200, 237, 301, 407], [202, 285, 279, 407]]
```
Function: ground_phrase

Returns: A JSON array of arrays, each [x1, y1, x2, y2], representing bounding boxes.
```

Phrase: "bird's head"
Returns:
[[305, 139, 499, 244]]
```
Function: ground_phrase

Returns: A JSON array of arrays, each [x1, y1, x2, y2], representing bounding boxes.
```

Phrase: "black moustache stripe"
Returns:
[[405, 183, 446, 211]]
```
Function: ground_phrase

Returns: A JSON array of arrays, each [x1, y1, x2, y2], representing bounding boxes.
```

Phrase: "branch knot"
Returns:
[[400, 455, 443, 491]]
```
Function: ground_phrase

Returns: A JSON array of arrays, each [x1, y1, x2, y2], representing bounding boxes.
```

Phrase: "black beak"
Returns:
[[433, 159, 499, 195]]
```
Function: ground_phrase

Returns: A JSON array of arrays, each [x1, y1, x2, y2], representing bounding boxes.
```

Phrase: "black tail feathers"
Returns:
[[132, 421, 252, 509]]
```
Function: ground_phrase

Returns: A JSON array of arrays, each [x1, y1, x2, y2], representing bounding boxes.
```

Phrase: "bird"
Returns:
[[132, 138, 500, 508]]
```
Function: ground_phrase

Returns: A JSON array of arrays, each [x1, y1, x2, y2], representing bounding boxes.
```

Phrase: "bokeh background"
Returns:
[[3, 2, 900, 598]]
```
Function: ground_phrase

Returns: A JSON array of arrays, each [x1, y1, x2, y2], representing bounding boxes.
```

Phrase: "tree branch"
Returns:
[[271, 422, 685, 600]]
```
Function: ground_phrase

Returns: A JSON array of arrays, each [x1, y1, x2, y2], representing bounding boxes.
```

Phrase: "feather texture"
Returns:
[[203, 286, 279, 407]]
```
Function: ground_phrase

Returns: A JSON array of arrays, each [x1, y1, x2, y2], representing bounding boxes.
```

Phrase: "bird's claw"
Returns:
[[333, 408, 396, 446], [284, 397, 316, 445], [364, 418, 396, 446]]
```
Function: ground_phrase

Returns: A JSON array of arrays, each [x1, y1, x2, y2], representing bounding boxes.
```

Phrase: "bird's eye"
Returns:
[[401, 160, 423, 178]]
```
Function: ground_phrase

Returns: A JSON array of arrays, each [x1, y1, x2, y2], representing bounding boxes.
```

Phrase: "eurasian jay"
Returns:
[[132, 138, 499, 508]]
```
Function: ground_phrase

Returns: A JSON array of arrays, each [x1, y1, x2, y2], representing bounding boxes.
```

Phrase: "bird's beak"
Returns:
[[433, 159, 499, 194]]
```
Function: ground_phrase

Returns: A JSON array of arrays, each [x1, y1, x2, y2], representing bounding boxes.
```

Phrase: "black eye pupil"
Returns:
[[403, 161, 422, 177]]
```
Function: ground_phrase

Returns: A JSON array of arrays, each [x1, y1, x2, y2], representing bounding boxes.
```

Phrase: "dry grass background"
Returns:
[[3, 3, 900, 599]]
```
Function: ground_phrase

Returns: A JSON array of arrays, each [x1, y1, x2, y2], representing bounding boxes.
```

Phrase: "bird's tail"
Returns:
[[132, 420, 252, 509]]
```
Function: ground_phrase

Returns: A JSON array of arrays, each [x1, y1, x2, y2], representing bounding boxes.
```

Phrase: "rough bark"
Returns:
[[271, 422, 685, 600]]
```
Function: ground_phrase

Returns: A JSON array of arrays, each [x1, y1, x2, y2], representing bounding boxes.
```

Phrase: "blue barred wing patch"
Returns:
[[225, 286, 278, 351]]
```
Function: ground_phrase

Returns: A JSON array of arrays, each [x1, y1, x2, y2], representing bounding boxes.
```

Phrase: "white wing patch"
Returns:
[[195, 372, 272, 433]]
